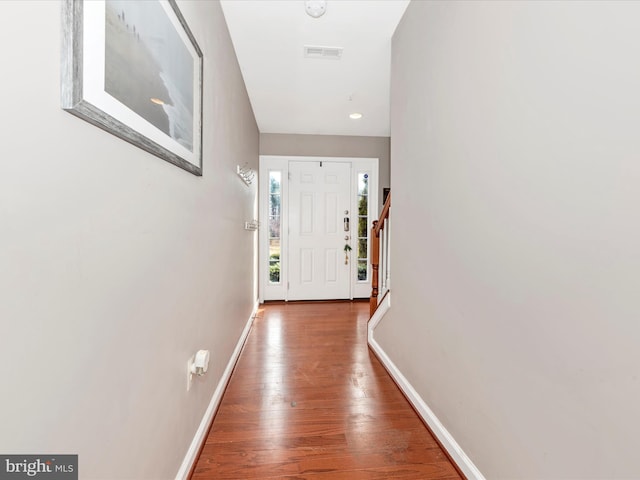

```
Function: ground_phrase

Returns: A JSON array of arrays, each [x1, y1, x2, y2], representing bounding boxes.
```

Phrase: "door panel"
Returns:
[[325, 193, 338, 233], [288, 161, 351, 300], [300, 248, 313, 283], [300, 193, 313, 234]]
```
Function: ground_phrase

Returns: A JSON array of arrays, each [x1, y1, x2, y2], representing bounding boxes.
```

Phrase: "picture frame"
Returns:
[[61, 0, 203, 176]]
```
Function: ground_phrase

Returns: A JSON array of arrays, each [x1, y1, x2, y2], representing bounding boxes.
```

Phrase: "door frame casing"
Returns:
[[259, 155, 379, 303]]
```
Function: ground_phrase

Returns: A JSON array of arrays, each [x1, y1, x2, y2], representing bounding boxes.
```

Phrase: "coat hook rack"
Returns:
[[236, 164, 255, 186]]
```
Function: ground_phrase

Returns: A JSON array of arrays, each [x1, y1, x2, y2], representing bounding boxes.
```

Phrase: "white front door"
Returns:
[[288, 161, 351, 300]]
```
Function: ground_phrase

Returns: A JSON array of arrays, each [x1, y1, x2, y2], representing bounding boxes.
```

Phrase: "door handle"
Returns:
[[344, 217, 350, 232]]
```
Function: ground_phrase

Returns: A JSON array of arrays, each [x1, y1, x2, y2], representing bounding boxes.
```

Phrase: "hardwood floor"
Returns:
[[191, 301, 462, 480]]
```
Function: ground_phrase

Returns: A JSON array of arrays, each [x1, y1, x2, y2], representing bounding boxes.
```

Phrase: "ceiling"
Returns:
[[219, 0, 410, 137]]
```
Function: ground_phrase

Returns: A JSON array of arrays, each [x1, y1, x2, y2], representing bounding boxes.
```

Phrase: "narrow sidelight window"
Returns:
[[269, 172, 281, 283], [357, 173, 369, 281]]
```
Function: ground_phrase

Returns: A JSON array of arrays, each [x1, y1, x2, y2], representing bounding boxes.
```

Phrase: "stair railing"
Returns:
[[370, 192, 391, 317]]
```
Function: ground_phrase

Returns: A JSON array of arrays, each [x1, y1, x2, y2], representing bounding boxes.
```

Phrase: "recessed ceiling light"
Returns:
[[150, 97, 165, 105], [349, 113, 363, 120], [305, 0, 326, 18]]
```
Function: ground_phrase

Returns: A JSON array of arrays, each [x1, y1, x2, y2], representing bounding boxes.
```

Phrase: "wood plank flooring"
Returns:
[[191, 301, 462, 480]]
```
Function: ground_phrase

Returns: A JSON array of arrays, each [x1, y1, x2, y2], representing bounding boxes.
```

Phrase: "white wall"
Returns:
[[0, 1, 258, 478], [377, 1, 640, 478]]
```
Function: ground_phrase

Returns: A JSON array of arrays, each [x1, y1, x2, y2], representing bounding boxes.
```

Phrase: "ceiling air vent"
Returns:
[[304, 45, 343, 60]]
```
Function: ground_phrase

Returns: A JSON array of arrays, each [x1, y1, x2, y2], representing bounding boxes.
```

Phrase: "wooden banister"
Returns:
[[373, 194, 391, 237], [370, 192, 391, 317]]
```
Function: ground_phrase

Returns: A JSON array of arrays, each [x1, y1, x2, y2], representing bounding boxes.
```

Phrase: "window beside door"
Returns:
[[268, 171, 282, 284], [357, 173, 369, 282]]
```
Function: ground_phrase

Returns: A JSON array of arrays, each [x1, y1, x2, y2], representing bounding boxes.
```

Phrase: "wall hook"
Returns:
[[236, 164, 254, 186]]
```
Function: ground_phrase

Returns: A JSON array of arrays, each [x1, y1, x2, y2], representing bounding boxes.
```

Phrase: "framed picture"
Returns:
[[62, 0, 203, 176]]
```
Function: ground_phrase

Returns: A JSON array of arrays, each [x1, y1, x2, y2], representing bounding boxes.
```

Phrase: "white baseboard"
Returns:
[[367, 293, 485, 480], [368, 289, 390, 342], [175, 300, 259, 480]]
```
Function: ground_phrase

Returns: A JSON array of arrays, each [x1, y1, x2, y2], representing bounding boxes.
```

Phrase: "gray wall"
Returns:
[[0, 1, 258, 478], [260, 133, 390, 213], [376, 1, 640, 478]]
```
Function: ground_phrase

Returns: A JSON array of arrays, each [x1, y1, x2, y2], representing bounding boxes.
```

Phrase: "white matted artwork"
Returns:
[[62, 0, 203, 176]]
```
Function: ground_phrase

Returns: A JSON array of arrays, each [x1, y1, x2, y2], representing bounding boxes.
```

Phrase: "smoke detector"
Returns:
[[305, 0, 327, 18]]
